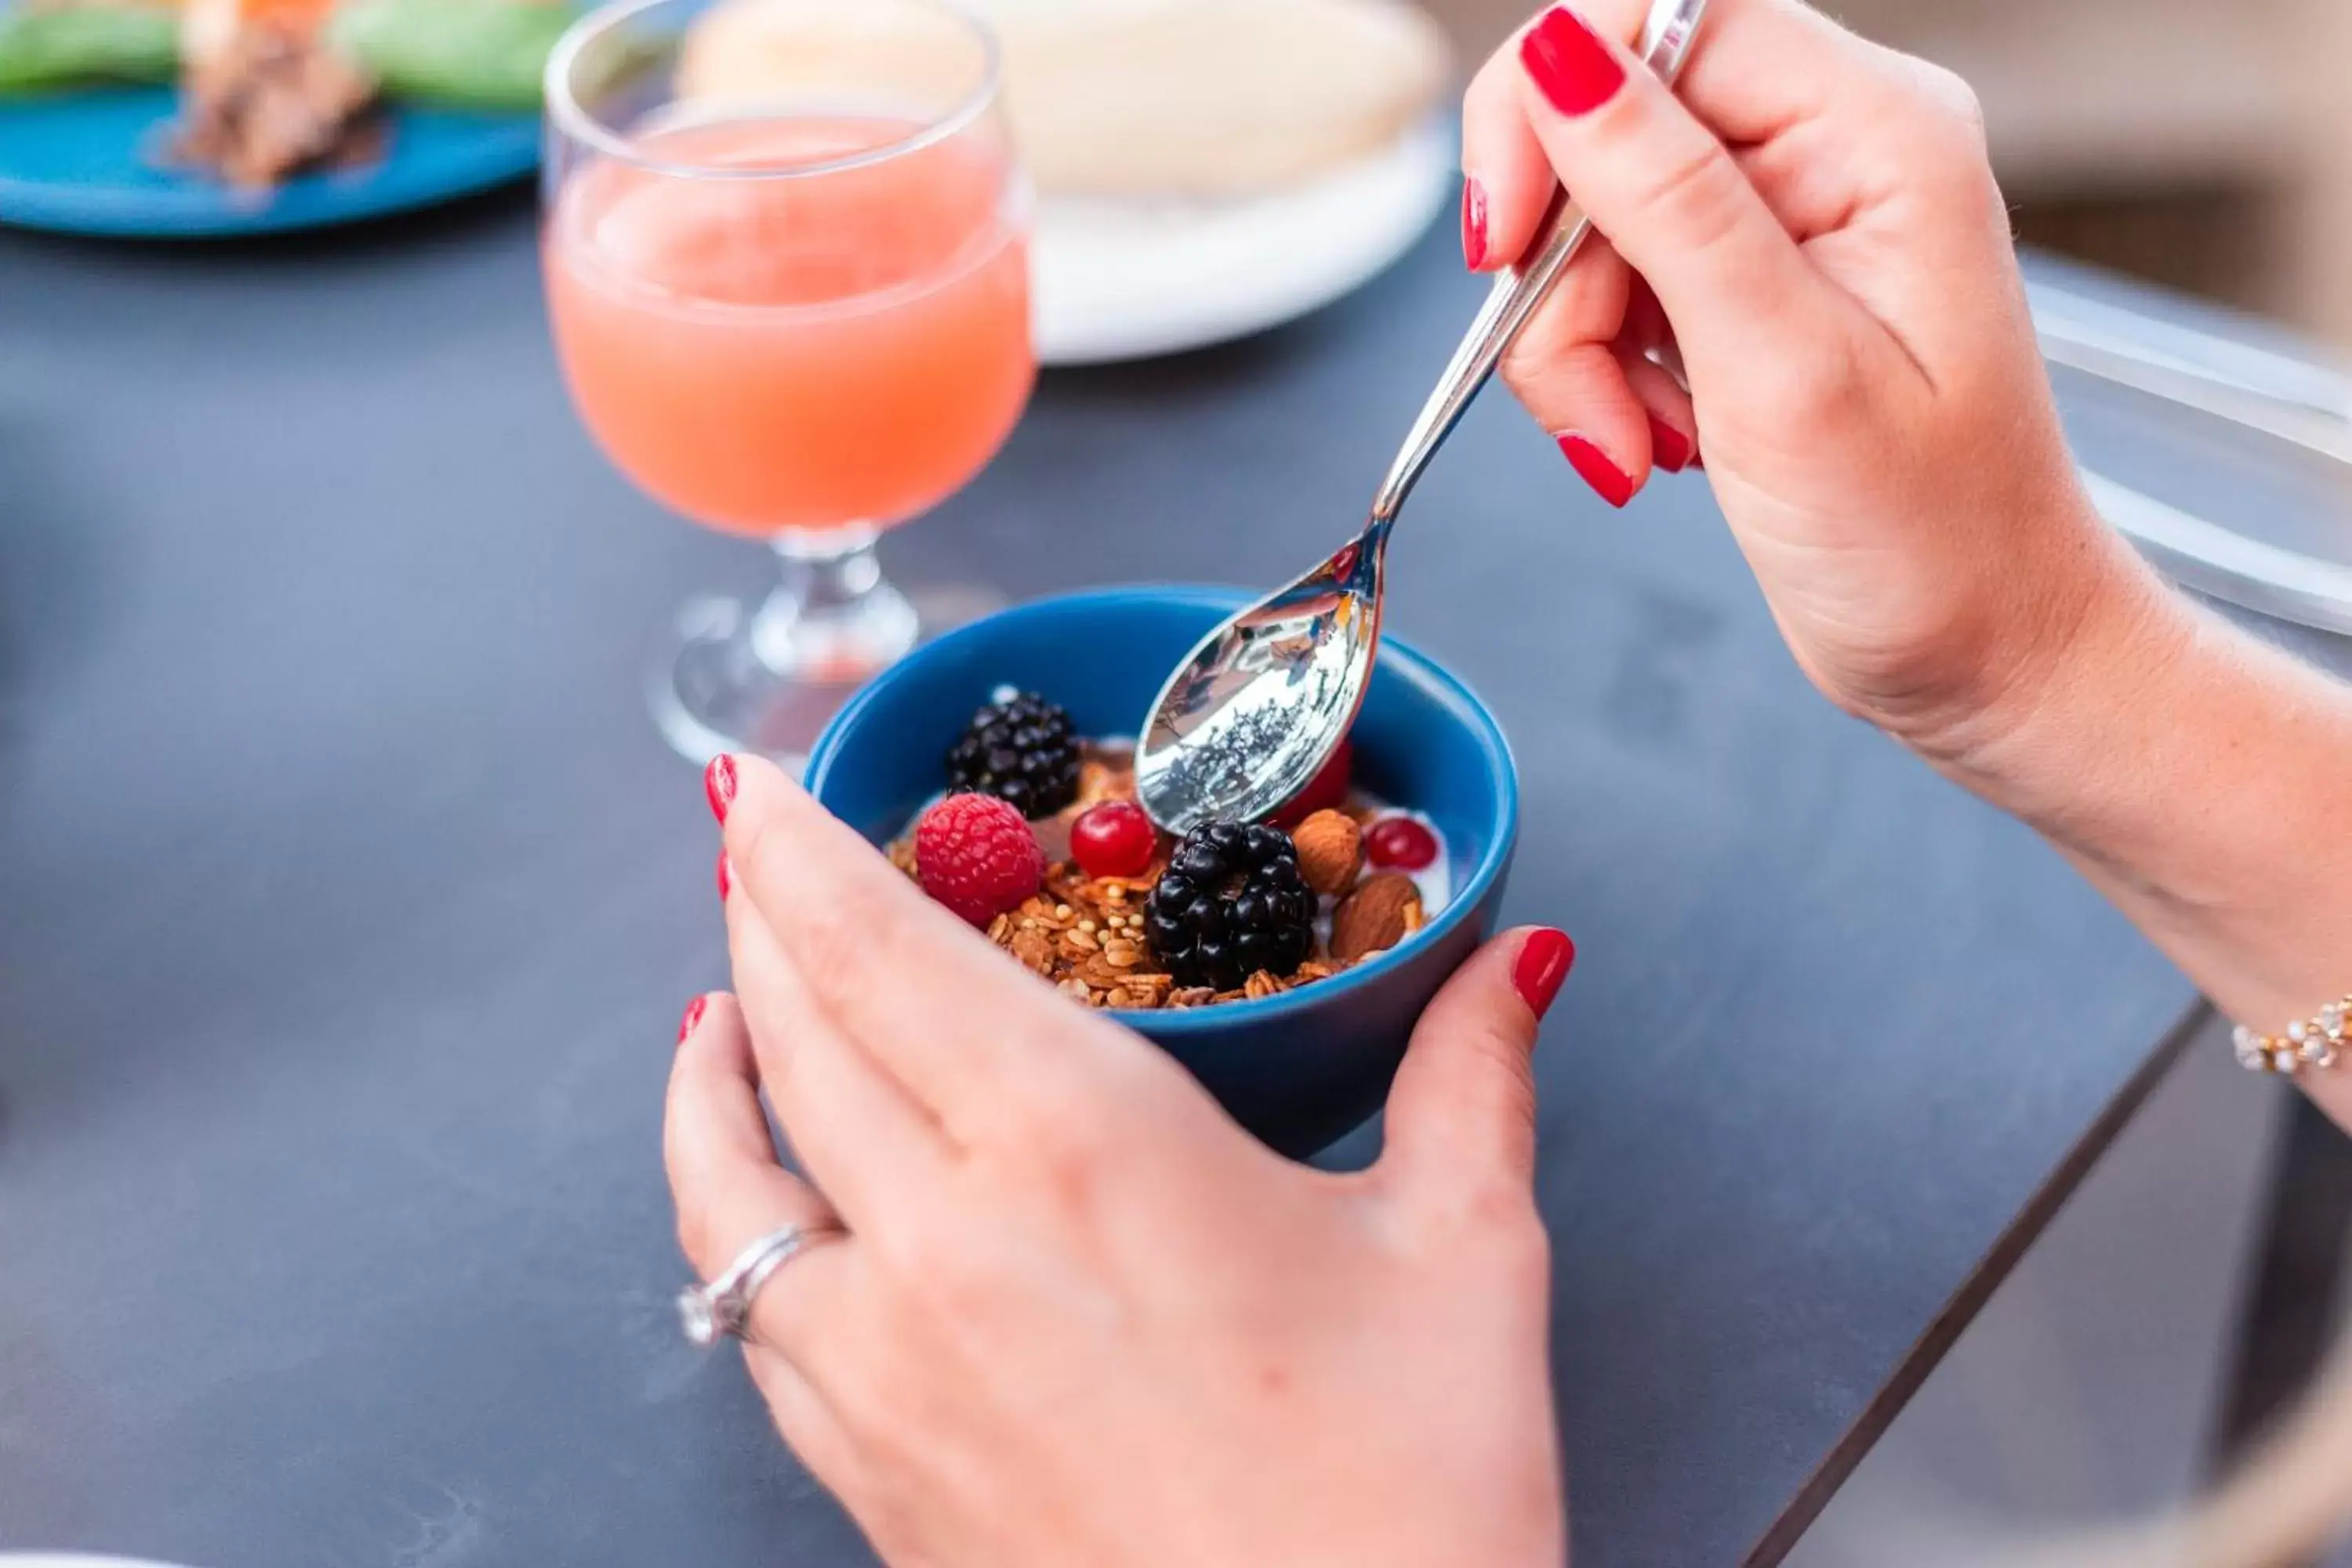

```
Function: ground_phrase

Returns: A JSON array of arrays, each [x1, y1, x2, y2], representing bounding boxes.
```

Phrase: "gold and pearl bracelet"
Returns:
[[2234, 997, 2350, 1075]]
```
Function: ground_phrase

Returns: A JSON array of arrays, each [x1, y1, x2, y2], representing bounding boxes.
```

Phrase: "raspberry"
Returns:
[[1365, 816, 1438, 872], [946, 691, 1082, 819], [1145, 823, 1317, 990], [1070, 800, 1159, 879], [1269, 739, 1352, 829], [916, 793, 1044, 927]]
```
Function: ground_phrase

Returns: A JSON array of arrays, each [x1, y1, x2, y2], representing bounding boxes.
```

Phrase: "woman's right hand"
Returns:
[[1465, 0, 2160, 767]]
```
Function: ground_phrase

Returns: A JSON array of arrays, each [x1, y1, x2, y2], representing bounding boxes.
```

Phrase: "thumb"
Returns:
[[1379, 927, 1574, 1196]]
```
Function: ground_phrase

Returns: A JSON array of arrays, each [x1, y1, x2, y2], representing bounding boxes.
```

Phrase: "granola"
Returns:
[[894, 734, 1450, 1013]]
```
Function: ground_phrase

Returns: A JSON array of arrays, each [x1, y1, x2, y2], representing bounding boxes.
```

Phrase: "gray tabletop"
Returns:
[[0, 196, 2241, 1566]]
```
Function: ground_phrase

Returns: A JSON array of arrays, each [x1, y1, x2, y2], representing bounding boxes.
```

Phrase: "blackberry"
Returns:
[[1145, 822, 1318, 991], [946, 691, 1081, 819]]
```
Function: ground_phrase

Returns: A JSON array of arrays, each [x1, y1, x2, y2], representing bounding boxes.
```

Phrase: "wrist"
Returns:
[[1896, 496, 2190, 821], [1904, 499, 2352, 1051]]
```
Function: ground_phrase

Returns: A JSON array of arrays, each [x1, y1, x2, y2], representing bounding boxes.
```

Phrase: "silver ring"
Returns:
[[677, 1219, 844, 1348]]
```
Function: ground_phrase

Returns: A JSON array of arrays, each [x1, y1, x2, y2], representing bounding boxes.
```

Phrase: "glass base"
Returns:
[[648, 529, 1000, 770]]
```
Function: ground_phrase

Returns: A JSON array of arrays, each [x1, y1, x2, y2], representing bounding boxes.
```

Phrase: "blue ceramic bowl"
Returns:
[[805, 586, 1519, 1158]]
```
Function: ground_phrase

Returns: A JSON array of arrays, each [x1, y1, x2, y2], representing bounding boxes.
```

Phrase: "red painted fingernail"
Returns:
[[1557, 434, 1634, 508], [704, 754, 737, 824], [717, 852, 731, 901], [1689, 447, 1704, 470], [1513, 930, 1576, 1018], [678, 995, 707, 1046], [1521, 6, 1626, 117], [1647, 413, 1696, 474], [1461, 176, 1489, 270]]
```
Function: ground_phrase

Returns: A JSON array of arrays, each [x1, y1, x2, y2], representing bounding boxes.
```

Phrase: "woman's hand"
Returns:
[[1468, 4, 2352, 1127], [666, 756, 1575, 1568], [1465, 0, 2161, 764]]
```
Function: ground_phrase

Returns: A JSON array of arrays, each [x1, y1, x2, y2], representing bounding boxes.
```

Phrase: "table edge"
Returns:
[[1742, 996, 2215, 1566]]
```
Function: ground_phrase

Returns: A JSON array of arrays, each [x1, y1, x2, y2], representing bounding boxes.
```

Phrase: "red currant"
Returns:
[[1069, 800, 1159, 879], [1271, 740, 1353, 829], [1365, 815, 1438, 872]]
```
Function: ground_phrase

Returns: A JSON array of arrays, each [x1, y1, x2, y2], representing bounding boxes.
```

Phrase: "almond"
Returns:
[[1290, 809, 1364, 896], [1330, 873, 1422, 964]]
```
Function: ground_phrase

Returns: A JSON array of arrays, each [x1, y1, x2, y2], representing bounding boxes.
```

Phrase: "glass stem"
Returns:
[[750, 526, 920, 684]]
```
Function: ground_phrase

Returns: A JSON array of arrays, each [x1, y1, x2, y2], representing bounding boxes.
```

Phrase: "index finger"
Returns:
[[1461, 0, 1864, 267], [717, 755, 1172, 1140], [1472, 0, 1858, 157]]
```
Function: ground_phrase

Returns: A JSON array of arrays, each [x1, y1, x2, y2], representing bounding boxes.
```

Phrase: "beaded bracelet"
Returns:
[[2234, 997, 2350, 1075]]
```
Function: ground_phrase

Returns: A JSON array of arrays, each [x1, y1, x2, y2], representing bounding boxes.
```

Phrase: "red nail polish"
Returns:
[[1461, 176, 1489, 270], [1513, 930, 1576, 1018], [1689, 447, 1704, 471], [717, 852, 731, 901], [678, 995, 707, 1046], [704, 754, 737, 824], [1647, 413, 1696, 474], [1557, 434, 1635, 508], [1521, 6, 1626, 117]]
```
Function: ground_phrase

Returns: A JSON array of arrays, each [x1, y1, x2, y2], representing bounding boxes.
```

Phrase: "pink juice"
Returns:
[[546, 115, 1034, 537]]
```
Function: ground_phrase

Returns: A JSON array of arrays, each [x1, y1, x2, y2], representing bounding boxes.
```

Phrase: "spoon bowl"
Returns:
[[1135, 531, 1385, 831]]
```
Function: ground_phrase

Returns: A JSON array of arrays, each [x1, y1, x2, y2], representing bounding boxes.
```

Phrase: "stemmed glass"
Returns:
[[543, 0, 1034, 763]]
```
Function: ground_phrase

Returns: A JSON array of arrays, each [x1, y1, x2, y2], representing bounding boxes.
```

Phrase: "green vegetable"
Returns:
[[0, 5, 180, 96], [330, 0, 572, 114]]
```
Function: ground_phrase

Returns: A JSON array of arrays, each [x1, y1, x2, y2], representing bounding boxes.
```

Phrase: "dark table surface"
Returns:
[[1, 193, 2293, 1566]]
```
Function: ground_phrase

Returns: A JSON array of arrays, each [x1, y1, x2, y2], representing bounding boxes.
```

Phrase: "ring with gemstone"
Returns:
[[677, 1218, 844, 1348]]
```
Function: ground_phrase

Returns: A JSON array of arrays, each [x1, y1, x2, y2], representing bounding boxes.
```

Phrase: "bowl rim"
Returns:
[[804, 584, 1522, 1033]]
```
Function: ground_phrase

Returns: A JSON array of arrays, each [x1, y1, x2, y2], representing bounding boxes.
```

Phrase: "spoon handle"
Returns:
[[1367, 0, 1708, 527]]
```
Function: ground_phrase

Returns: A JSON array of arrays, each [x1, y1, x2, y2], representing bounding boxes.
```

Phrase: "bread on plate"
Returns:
[[674, 0, 1453, 198]]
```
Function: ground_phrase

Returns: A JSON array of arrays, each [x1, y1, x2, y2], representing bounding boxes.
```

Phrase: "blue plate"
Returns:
[[0, 84, 539, 237], [805, 586, 1523, 1158]]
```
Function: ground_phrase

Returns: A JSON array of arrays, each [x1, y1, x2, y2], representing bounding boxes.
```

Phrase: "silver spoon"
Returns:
[[1135, 0, 1710, 834]]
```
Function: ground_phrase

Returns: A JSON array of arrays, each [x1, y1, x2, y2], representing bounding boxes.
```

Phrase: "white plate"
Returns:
[[1031, 117, 1456, 367]]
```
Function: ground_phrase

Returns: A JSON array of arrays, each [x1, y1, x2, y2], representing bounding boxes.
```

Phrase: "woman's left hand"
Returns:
[[666, 756, 1573, 1568]]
